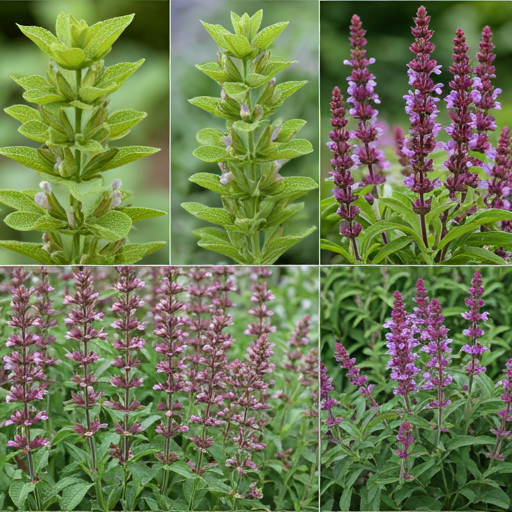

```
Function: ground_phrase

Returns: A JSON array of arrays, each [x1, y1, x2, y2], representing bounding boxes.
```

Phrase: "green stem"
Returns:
[[95, 475, 107, 511], [72, 69, 83, 263]]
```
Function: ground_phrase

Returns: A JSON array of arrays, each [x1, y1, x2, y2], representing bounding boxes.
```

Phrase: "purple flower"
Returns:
[[471, 26, 501, 155], [320, 363, 342, 427], [396, 421, 414, 459], [244, 268, 277, 338], [460, 272, 488, 380], [344, 14, 389, 189], [443, 28, 479, 199], [403, 6, 443, 241], [487, 359, 512, 460], [285, 314, 310, 372], [394, 126, 411, 169], [384, 292, 420, 410], [410, 278, 429, 330]]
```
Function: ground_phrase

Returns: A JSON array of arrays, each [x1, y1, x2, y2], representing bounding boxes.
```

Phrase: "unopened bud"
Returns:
[[109, 196, 122, 209], [39, 181, 52, 195], [223, 136, 232, 148], [111, 179, 122, 190], [218, 162, 226, 172], [220, 172, 233, 185], [35, 192, 50, 210], [240, 102, 251, 120], [66, 210, 75, 228], [221, 90, 227, 101], [271, 125, 282, 141], [54, 157, 63, 173], [42, 232, 51, 244], [269, 77, 276, 86], [253, 105, 263, 120]]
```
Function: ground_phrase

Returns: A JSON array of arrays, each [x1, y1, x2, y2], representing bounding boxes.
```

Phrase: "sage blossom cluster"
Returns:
[[4, 268, 49, 466], [285, 314, 311, 372], [245, 267, 276, 339], [396, 421, 414, 460], [320, 363, 342, 427]]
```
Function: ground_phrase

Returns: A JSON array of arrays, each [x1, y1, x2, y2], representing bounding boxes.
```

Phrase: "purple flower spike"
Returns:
[[471, 26, 501, 155], [384, 292, 419, 411], [411, 278, 429, 330], [396, 421, 414, 459], [403, 6, 443, 239], [460, 272, 488, 382], [344, 14, 389, 187], [327, 86, 362, 252], [421, 299, 452, 435], [320, 363, 342, 427], [443, 28, 479, 199], [487, 359, 512, 461], [335, 341, 378, 408]]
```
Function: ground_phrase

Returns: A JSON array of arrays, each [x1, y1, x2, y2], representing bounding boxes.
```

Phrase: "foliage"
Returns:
[[184, 9, 318, 265], [0, 11, 167, 265], [321, 266, 512, 511], [0, 265, 318, 512]]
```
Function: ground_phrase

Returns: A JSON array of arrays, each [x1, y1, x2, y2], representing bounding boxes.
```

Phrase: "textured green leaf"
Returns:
[[0, 241, 53, 264], [265, 202, 304, 227], [263, 139, 313, 159], [192, 227, 231, 244], [274, 81, 307, 101], [182, 202, 235, 228], [0, 190, 45, 213], [262, 226, 316, 263], [249, 10, 263, 39], [222, 82, 249, 101], [195, 62, 228, 83], [99, 60, 145, 89], [52, 47, 86, 70], [196, 128, 225, 147], [23, 87, 66, 105], [5, 104, 41, 123], [193, 145, 228, 163], [114, 242, 166, 264], [9, 481, 35, 510], [99, 146, 160, 172], [445, 246, 507, 265], [9, 74, 48, 90], [252, 21, 288, 49], [372, 236, 411, 264], [84, 14, 135, 60], [266, 176, 317, 201], [50, 477, 88, 496], [165, 461, 199, 480], [189, 173, 229, 194], [59, 483, 93, 511], [320, 239, 356, 263], [18, 120, 49, 143], [188, 96, 225, 118], [17, 24, 62, 56], [117, 207, 166, 223], [87, 210, 132, 241], [0, 146, 55, 173], [79, 82, 118, 103], [5, 212, 67, 231], [275, 119, 306, 142], [223, 33, 253, 58], [108, 109, 146, 140], [465, 230, 512, 249], [200, 21, 231, 48], [264, 57, 295, 76], [81, 148, 119, 177]]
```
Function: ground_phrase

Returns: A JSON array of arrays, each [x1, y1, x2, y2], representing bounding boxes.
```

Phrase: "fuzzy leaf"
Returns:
[[0, 190, 45, 213], [275, 119, 306, 142], [200, 21, 231, 48], [81, 148, 119, 177], [182, 202, 235, 228], [10, 74, 50, 90], [245, 73, 273, 88], [251, 21, 288, 49], [117, 207, 166, 223], [320, 239, 356, 263], [222, 33, 253, 58], [99, 146, 160, 172], [193, 145, 229, 163], [265, 202, 304, 227], [100, 59, 145, 89], [4, 104, 41, 123], [262, 225, 316, 263], [17, 24, 62, 57], [114, 241, 166, 264], [23, 87, 66, 105], [51, 47, 86, 69], [250, 10, 263, 39], [84, 14, 135, 60], [222, 82, 249, 101], [18, 120, 49, 143], [87, 210, 132, 241], [108, 109, 146, 140], [5, 212, 67, 231], [266, 176, 317, 201], [188, 96, 226, 119], [59, 483, 93, 511], [194, 230, 246, 264], [165, 461, 199, 480], [189, 173, 229, 195], [0, 241, 53, 263], [196, 128, 225, 147], [9, 481, 35, 510], [195, 62, 228, 83], [274, 80, 307, 101], [262, 139, 313, 159], [79, 82, 118, 103], [0, 146, 55, 173]]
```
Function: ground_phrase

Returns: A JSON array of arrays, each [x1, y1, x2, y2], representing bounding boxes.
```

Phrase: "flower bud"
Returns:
[[66, 210, 76, 228], [35, 192, 50, 210], [253, 104, 263, 121], [220, 90, 227, 101], [39, 181, 52, 195], [111, 179, 122, 190], [220, 172, 233, 185], [240, 102, 251, 121], [109, 196, 122, 209], [54, 157, 64, 175]]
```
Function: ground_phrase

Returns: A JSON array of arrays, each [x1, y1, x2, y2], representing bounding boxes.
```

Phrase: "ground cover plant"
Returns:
[[0, 265, 318, 511], [0, 11, 167, 265], [321, 266, 512, 511], [184, 9, 318, 264], [321, 5, 512, 265]]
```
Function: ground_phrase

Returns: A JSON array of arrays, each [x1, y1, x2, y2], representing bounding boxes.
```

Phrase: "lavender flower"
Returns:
[[488, 359, 512, 460], [320, 363, 342, 427], [410, 278, 429, 331], [285, 314, 311, 372], [384, 292, 420, 411], [397, 421, 414, 480], [345, 14, 389, 192], [394, 126, 410, 170], [335, 341, 378, 408], [421, 299, 452, 437], [64, 270, 107, 468], [402, 6, 443, 245], [327, 86, 362, 256], [208, 267, 236, 314], [460, 272, 488, 384], [106, 267, 146, 467], [4, 268, 49, 481], [245, 267, 277, 339], [471, 26, 501, 155], [443, 28, 479, 199]]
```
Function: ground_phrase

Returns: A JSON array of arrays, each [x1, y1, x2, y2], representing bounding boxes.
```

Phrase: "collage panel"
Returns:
[[0, 1, 169, 265], [320, 265, 512, 511], [171, 0, 320, 265], [320, 1, 512, 266], [0, 264, 319, 511]]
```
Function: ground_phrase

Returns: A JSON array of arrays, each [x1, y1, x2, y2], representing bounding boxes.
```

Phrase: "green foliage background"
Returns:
[[320, 1, 512, 262], [171, 0, 319, 265], [0, 0, 169, 264]]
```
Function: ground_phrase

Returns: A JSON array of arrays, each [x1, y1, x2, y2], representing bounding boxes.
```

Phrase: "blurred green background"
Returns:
[[171, 0, 319, 265], [0, 0, 169, 264], [321, 1, 512, 262]]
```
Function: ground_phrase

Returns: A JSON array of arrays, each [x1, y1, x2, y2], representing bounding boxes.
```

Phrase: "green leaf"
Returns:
[[320, 239, 356, 264], [100, 59, 145, 89], [188, 96, 226, 119], [0, 146, 55, 174], [52, 47, 86, 70], [87, 210, 132, 241], [79, 82, 118, 103], [222, 33, 254, 59], [108, 109, 146, 140], [59, 483, 93, 511], [464, 230, 512, 249], [51, 477, 88, 496], [49, 176, 106, 218], [9, 480, 35, 510], [189, 173, 228, 195], [446, 435, 495, 450], [222, 82, 249, 101], [372, 236, 412, 264], [275, 119, 306, 142], [249, 10, 263, 39], [99, 146, 160, 172], [114, 241, 166, 264], [200, 21, 232, 48], [252, 21, 289, 49], [193, 145, 229, 163], [262, 226, 316, 263], [266, 176, 318, 201], [17, 24, 62, 57], [117, 207, 166, 223], [84, 14, 135, 61], [23, 87, 66, 105], [5, 105, 41, 123], [81, 148, 119, 177], [263, 139, 313, 159], [165, 461, 198, 480], [274, 81, 307, 101], [196, 128, 225, 147], [4, 212, 67, 231], [182, 202, 235, 228], [380, 197, 420, 232], [0, 241, 53, 264], [195, 62, 228, 83], [447, 246, 507, 265], [360, 220, 426, 256], [265, 202, 304, 227], [18, 120, 49, 143], [0, 190, 45, 213]]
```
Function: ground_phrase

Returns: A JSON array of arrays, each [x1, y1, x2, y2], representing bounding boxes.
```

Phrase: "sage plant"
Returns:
[[185, 10, 318, 264], [0, 12, 166, 265]]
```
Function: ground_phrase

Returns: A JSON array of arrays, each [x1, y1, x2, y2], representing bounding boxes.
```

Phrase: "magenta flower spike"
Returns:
[[345, 14, 389, 195], [488, 359, 512, 461], [64, 269, 108, 468], [443, 28, 479, 199], [384, 292, 420, 411], [4, 268, 49, 482], [402, 6, 443, 246], [105, 267, 147, 466], [208, 266, 237, 314], [410, 278, 429, 331], [397, 421, 414, 480], [285, 314, 311, 372], [245, 267, 277, 339], [321, 363, 342, 427]]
